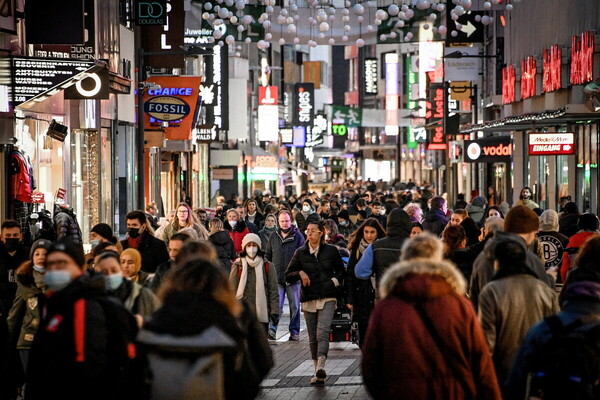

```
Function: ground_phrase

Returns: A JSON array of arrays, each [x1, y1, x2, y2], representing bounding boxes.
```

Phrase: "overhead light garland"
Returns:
[[194, 0, 524, 48]]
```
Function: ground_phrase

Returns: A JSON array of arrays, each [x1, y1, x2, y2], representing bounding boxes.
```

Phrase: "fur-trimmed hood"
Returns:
[[379, 258, 467, 299]]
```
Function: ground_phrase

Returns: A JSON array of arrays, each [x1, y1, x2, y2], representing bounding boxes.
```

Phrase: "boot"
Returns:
[[310, 360, 319, 384], [315, 356, 327, 382]]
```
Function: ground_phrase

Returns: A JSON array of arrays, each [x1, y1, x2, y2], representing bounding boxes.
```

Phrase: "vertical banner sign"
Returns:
[[200, 44, 229, 132], [570, 31, 594, 85], [543, 44, 562, 93], [426, 84, 447, 150], [258, 86, 279, 141], [364, 58, 378, 95], [143, 76, 202, 140], [520, 56, 537, 99], [293, 83, 314, 127], [385, 53, 399, 136], [303, 62, 321, 89], [141, 0, 185, 69], [502, 65, 516, 104]]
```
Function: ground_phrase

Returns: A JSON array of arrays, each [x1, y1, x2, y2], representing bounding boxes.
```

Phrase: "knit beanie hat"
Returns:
[[337, 209, 350, 221], [471, 196, 487, 208], [302, 198, 313, 207], [539, 209, 559, 231], [504, 205, 540, 234], [91, 223, 115, 241], [46, 239, 86, 268], [241, 233, 262, 251], [30, 239, 53, 260]]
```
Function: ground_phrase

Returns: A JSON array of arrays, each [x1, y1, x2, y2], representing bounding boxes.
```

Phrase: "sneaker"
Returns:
[[310, 375, 325, 385], [288, 333, 299, 341], [268, 331, 277, 341]]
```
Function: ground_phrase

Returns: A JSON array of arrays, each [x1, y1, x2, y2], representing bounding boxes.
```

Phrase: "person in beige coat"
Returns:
[[229, 233, 279, 334], [478, 238, 559, 388]]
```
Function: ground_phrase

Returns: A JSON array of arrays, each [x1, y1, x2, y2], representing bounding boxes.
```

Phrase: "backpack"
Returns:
[[527, 314, 600, 400], [30, 209, 57, 242]]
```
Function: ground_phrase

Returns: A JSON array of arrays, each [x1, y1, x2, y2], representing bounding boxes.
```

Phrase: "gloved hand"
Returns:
[[270, 314, 280, 326]]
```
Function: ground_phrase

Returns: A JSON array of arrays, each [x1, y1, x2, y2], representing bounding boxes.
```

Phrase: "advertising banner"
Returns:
[[292, 83, 314, 127], [464, 136, 512, 163], [528, 133, 575, 156]]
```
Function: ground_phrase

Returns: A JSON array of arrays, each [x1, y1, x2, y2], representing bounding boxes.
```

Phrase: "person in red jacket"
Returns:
[[560, 213, 599, 282], [362, 234, 501, 400], [224, 209, 250, 255]]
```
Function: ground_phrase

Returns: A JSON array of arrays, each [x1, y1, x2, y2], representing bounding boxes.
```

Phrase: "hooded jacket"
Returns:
[[466, 197, 487, 224], [7, 270, 44, 349], [469, 231, 554, 310], [210, 230, 237, 273], [423, 208, 449, 236], [369, 209, 412, 283], [265, 226, 305, 285], [362, 259, 501, 400]]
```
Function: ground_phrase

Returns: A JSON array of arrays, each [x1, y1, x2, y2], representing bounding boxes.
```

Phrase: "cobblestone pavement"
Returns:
[[257, 302, 372, 400]]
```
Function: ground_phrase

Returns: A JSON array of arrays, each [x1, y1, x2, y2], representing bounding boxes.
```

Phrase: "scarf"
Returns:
[[236, 256, 268, 323], [358, 238, 370, 257], [127, 235, 143, 249]]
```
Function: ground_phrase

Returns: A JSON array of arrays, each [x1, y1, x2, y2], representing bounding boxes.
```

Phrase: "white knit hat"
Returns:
[[241, 233, 262, 250]]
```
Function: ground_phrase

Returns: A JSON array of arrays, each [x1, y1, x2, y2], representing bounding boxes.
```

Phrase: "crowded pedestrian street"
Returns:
[[3, 0, 600, 399]]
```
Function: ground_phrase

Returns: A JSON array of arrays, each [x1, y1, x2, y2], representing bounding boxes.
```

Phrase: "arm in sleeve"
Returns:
[[264, 234, 273, 262], [331, 247, 345, 286], [285, 250, 302, 284], [354, 244, 374, 279], [229, 260, 241, 289], [266, 262, 280, 316], [6, 290, 27, 343], [345, 256, 357, 305], [361, 304, 384, 399], [477, 288, 498, 355]]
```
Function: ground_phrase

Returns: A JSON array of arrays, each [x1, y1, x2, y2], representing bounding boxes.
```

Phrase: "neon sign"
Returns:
[[147, 87, 193, 96], [543, 44, 562, 93], [521, 56, 536, 99], [502, 65, 516, 104], [570, 31, 594, 85]]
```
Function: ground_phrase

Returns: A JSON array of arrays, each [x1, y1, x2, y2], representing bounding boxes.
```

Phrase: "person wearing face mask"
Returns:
[[336, 209, 358, 239], [26, 239, 145, 400], [229, 234, 279, 334], [258, 214, 277, 251], [0, 220, 29, 321], [295, 198, 320, 235], [85, 223, 121, 270], [120, 210, 169, 274], [95, 251, 160, 328], [6, 239, 52, 391], [225, 209, 250, 255]]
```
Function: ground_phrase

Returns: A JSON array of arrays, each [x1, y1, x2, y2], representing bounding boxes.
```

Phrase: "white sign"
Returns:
[[258, 105, 279, 142], [444, 46, 481, 82], [364, 58, 378, 95]]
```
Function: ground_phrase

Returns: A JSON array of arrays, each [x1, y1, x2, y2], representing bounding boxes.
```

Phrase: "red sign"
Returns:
[[502, 65, 516, 104], [543, 44, 562, 93], [56, 188, 66, 199], [570, 31, 594, 85], [528, 133, 576, 156], [31, 192, 45, 204], [258, 86, 278, 106], [521, 57, 537, 99], [426, 87, 447, 150]]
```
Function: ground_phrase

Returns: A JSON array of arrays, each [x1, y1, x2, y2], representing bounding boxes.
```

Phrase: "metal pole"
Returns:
[[135, 29, 146, 211]]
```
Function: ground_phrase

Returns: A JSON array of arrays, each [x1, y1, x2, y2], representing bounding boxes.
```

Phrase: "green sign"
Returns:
[[406, 127, 417, 149], [330, 105, 362, 127]]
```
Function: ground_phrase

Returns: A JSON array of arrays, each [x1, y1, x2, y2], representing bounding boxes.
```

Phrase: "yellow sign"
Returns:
[[450, 81, 472, 101]]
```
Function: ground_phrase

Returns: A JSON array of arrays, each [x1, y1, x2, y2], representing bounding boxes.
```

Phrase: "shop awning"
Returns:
[[460, 104, 600, 134]]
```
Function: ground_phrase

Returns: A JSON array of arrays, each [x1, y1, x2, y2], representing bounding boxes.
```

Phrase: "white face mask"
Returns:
[[229, 220, 237, 228], [246, 246, 258, 258], [302, 205, 311, 213], [379, 209, 386, 216]]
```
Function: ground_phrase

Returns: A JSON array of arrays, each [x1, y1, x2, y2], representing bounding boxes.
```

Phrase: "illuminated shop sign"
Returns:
[[543, 44, 562, 93], [385, 53, 399, 136], [135, 0, 167, 25], [293, 83, 314, 127], [426, 85, 447, 150], [529, 133, 575, 156], [200, 44, 229, 132], [464, 137, 512, 163], [570, 31, 594, 85], [521, 56, 536, 100], [502, 64, 516, 104], [364, 58, 378, 95], [144, 96, 191, 121]]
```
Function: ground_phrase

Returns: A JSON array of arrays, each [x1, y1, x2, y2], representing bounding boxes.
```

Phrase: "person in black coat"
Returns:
[[286, 221, 345, 385], [422, 196, 449, 236], [208, 218, 236, 274], [558, 202, 580, 238], [0, 220, 29, 320], [120, 210, 169, 274]]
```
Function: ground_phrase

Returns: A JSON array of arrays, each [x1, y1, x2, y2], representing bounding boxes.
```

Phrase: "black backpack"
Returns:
[[527, 314, 600, 400], [30, 209, 57, 242]]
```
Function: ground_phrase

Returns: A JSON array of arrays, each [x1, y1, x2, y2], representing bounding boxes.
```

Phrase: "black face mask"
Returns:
[[280, 227, 292, 233], [3, 238, 20, 252], [128, 228, 141, 238]]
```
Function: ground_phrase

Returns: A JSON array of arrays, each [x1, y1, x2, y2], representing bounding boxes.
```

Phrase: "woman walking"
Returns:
[[345, 218, 385, 348], [120, 248, 152, 287], [162, 202, 209, 243], [208, 218, 237, 274], [286, 221, 345, 384]]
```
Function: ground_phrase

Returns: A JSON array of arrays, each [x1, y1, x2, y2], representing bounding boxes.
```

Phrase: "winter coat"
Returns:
[[465, 203, 486, 225], [515, 198, 539, 210], [224, 220, 251, 254], [0, 243, 29, 316], [121, 232, 169, 274], [559, 231, 596, 282], [285, 242, 346, 303], [446, 248, 477, 285], [469, 231, 554, 311], [461, 217, 481, 245], [505, 279, 600, 398], [295, 211, 320, 233], [355, 209, 412, 285], [111, 278, 160, 322], [537, 230, 569, 271], [265, 226, 305, 285], [26, 273, 142, 400], [478, 273, 559, 384], [338, 222, 358, 239], [558, 213, 579, 238], [423, 208, 449, 237], [139, 292, 273, 400], [162, 221, 209, 243], [135, 270, 152, 288], [258, 226, 276, 251], [53, 204, 83, 243], [7, 271, 44, 349], [210, 230, 237, 273], [362, 259, 502, 400], [150, 260, 171, 293], [245, 212, 265, 231], [345, 247, 375, 324], [229, 258, 279, 320]]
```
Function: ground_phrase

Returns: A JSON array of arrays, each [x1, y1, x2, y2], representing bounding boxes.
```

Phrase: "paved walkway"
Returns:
[[257, 303, 372, 400]]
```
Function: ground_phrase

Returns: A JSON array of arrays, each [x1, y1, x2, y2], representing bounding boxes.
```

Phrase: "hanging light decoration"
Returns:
[[193, 0, 526, 48]]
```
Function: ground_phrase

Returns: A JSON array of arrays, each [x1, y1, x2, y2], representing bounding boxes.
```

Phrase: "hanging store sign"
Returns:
[[570, 31, 594, 85], [385, 53, 399, 136], [528, 133, 575, 156], [258, 105, 279, 141], [502, 64, 516, 105], [292, 126, 306, 147], [521, 56, 537, 100], [543, 44, 562, 93], [444, 47, 480, 82], [292, 83, 314, 127], [141, 0, 185, 68], [258, 86, 278, 106], [306, 114, 326, 147], [135, 0, 167, 25], [364, 58, 378, 95], [280, 128, 293, 145], [200, 44, 229, 132], [195, 125, 217, 142], [64, 67, 110, 99], [143, 76, 202, 141], [426, 85, 447, 151], [330, 105, 362, 127], [464, 136, 512, 163]]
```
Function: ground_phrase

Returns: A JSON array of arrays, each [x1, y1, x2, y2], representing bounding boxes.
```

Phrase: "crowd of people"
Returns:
[[1, 178, 600, 399]]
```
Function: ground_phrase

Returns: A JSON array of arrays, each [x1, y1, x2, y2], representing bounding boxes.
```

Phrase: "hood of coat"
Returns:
[[210, 230, 233, 245], [385, 208, 413, 237], [379, 259, 467, 300], [424, 208, 447, 223], [482, 230, 528, 261]]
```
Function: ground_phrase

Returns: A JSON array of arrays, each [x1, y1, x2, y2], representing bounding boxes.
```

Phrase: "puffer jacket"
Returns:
[[265, 226, 305, 285], [362, 259, 501, 400], [53, 204, 82, 243], [285, 242, 345, 303], [210, 230, 237, 273], [224, 220, 250, 254], [422, 208, 449, 236]]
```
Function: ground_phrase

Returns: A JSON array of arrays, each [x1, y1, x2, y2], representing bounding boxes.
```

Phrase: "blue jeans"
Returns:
[[269, 282, 301, 335], [303, 300, 336, 359]]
